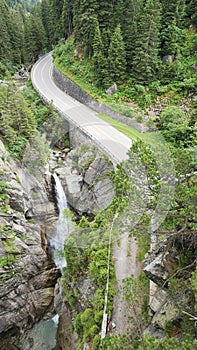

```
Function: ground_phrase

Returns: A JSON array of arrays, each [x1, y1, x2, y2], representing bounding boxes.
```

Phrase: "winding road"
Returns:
[[31, 53, 132, 164]]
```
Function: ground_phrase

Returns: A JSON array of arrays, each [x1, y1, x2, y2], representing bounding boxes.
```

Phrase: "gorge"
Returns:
[[0, 136, 116, 349], [0, 0, 196, 347]]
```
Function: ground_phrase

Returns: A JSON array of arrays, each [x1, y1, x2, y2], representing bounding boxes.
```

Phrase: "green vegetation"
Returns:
[[0, 0, 196, 349], [0, 79, 69, 161], [51, 0, 197, 114], [98, 113, 141, 140], [62, 210, 116, 349], [0, 80, 37, 158], [0, 225, 21, 281]]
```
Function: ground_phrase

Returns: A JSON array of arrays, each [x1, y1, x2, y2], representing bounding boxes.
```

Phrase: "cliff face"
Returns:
[[144, 232, 197, 338], [0, 140, 115, 349], [0, 141, 60, 349], [54, 146, 115, 216]]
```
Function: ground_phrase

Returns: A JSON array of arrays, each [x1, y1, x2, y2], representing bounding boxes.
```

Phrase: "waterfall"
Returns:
[[53, 173, 68, 213], [50, 173, 70, 270]]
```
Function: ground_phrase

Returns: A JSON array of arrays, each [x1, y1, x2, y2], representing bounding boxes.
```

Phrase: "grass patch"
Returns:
[[98, 113, 141, 140]]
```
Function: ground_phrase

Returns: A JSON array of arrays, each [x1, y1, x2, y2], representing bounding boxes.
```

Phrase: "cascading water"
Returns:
[[17, 175, 69, 349], [50, 173, 70, 270]]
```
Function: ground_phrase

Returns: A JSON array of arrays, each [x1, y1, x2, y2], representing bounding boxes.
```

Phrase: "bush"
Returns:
[[159, 106, 185, 130]]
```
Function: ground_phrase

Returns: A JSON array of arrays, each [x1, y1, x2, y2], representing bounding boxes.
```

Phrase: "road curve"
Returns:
[[31, 53, 132, 164]]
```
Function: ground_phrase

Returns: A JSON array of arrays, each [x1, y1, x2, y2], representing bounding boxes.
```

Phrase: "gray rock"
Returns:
[[144, 252, 168, 287], [0, 141, 59, 349], [106, 83, 117, 95], [56, 148, 115, 215], [149, 282, 168, 313], [152, 298, 180, 330], [163, 55, 175, 64], [192, 64, 197, 74]]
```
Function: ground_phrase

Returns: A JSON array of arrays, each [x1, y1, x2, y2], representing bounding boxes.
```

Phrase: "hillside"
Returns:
[[0, 1, 196, 350]]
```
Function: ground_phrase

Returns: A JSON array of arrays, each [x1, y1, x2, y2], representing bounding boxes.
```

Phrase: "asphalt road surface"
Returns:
[[31, 53, 132, 164]]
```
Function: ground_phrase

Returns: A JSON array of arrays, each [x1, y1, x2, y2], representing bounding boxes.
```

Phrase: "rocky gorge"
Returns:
[[0, 138, 115, 349]]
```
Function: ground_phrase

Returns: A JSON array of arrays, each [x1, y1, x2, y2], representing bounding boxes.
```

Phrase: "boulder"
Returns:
[[162, 55, 175, 64], [105, 83, 117, 95]]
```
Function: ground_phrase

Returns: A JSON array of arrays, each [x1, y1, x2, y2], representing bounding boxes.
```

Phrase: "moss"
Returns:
[[0, 180, 9, 192], [83, 154, 95, 171], [0, 254, 17, 269]]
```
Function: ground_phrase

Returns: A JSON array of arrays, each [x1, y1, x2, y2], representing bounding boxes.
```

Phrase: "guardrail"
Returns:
[[31, 56, 120, 167]]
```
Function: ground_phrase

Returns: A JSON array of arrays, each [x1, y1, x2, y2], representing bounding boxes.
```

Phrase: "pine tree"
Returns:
[[92, 18, 103, 55], [9, 8, 24, 64], [40, 0, 54, 48], [108, 24, 126, 85], [92, 18, 107, 87], [49, 0, 64, 42], [98, 0, 114, 33], [23, 12, 46, 63], [132, 0, 161, 85], [61, 0, 73, 38], [186, 0, 197, 25], [114, 0, 143, 69], [73, 0, 98, 57], [101, 28, 111, 57], [0, 0, 23, 64], [160, 0, 186, 28], [160, 0, 186, 56]]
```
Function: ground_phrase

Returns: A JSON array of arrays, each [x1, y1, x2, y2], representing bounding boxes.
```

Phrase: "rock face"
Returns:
[[0, 141, 60, 349], [55, 146, 115, 215], [143, 235, 196, 337]]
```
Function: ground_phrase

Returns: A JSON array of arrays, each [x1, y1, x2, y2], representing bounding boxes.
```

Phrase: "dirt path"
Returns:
[[111, 233, 141, 335]]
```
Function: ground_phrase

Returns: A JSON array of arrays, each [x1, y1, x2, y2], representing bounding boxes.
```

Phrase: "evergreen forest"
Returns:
[[0, 0, 197, 349]]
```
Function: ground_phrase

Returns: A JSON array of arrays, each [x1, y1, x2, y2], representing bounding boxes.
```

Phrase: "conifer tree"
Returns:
[[132, 0, 161, 85], [73, 0, 98, 57], [0, 0, 23, 64], [101, 28, 112, 57], [160, 0, 186, 28], [97, 0, 114, 33], [10, 8, 24, 64], [61, 0, 73, 38], [108, 24, 126, 85], [49, 0, 64, 42], [160, 0, 186, 57], [40, 0, 54, 48], [187, 0, 197, 25], [114, 0, 143, 69], [23, 13, 46, 63], [92, 18, 107, 87]]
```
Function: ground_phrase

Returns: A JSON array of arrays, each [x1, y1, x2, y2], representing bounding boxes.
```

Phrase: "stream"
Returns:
[[17, 316, 59, 350]]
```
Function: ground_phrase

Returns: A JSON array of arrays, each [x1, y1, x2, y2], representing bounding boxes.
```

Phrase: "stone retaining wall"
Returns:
[[52, 66, 147, 132]]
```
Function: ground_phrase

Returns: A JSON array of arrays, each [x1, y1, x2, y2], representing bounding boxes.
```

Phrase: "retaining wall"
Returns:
[[52, 66, 147, 132]]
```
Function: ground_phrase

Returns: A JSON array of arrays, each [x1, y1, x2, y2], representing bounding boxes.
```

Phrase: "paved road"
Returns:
[[31, 53, 132, 164]]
